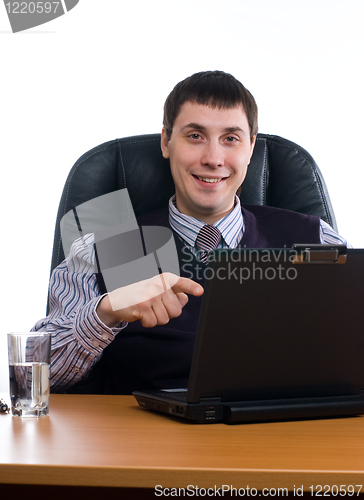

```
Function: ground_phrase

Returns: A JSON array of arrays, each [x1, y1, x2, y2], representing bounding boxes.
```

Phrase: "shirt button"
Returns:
[[92, 340, 99, 348], [102, 333, 109, 341], [74, 367, 79, 373]]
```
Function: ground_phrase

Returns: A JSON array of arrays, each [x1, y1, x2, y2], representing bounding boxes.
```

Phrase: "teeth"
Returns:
[[196, 176, 222, 183]]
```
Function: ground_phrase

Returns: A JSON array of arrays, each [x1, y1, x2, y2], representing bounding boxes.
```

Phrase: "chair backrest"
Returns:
[[50, 133, 337, 273]]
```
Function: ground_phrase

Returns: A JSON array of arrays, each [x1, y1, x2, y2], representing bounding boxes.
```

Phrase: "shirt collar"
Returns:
[[168, 195, 244, 249]]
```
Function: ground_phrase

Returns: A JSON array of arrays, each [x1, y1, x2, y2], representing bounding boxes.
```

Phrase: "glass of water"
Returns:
[[7, 332, 51, 417]]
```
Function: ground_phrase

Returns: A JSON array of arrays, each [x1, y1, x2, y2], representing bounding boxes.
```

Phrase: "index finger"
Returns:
[[171, 276, 204, 297]]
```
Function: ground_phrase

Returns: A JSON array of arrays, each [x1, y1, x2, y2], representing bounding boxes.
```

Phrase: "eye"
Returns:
[[225, 136, 238, 143], [189, 133, 201, 140]]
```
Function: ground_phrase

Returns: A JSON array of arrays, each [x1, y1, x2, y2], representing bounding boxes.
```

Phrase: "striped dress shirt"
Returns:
[[32, 196, 349, 392]]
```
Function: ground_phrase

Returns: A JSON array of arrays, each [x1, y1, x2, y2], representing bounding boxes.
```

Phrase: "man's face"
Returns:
[[161, 102, 256, 224]]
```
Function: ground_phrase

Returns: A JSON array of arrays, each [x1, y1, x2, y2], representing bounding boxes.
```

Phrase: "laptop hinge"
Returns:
[[292, 244, 347, 264], [199, 397, 222, 404]]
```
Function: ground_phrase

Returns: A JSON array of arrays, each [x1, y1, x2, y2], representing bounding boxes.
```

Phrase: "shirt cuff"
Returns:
[[73, 294, 127, 355]]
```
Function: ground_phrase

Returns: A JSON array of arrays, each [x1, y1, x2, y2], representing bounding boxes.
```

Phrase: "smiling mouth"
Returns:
[[194, 175, 224, 183]]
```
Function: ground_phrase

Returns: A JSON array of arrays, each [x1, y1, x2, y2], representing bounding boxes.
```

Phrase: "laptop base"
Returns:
[[133, 390, 364, 424]]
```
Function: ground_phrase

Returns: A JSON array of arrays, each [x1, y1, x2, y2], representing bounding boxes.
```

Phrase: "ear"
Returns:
[[248, 135, 256, 163], [161, 128, 170, 159]]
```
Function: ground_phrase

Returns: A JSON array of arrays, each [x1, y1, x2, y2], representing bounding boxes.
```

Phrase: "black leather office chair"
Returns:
[[50, 133, 337, 274]]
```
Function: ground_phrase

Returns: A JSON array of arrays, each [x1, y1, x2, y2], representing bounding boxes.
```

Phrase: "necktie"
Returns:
[[195, 225, 221, 263]]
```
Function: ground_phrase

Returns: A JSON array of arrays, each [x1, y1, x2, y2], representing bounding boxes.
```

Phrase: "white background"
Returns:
[[1, 0, 363, 393]]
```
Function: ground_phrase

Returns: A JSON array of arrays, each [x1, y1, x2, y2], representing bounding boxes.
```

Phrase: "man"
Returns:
[[33, 71, 347, 394]]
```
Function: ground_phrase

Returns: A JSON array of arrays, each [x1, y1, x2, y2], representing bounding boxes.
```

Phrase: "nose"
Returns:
[[201, 141, 224, 168]]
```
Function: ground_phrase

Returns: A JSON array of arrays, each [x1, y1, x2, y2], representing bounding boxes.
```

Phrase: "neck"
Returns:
[[174, 198, 236, 225]]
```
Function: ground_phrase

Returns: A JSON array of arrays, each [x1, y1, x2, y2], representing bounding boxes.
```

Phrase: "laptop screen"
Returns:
[[187, 247, 364, 404]]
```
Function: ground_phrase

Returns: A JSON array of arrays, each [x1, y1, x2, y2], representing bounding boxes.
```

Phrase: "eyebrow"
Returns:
[[181, 123, 207, 132], [181, 123, 246, 134]]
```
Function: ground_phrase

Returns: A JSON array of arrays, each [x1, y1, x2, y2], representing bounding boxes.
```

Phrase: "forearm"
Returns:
[[319, 220, 351, 246], [32, 262, 125, 392]]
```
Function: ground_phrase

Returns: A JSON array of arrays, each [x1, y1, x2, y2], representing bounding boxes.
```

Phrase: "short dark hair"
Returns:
[[163, 70, 258, 143]]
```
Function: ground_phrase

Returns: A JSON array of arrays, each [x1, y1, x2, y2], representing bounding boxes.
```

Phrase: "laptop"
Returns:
[[133, 245, 364, 424]]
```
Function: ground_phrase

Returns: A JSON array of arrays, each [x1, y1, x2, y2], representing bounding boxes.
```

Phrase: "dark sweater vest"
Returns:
[[69, 205, 320, 394]]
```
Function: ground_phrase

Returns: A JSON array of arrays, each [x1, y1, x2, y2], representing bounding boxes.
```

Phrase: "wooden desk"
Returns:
[[1, 394, 364, 497]]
